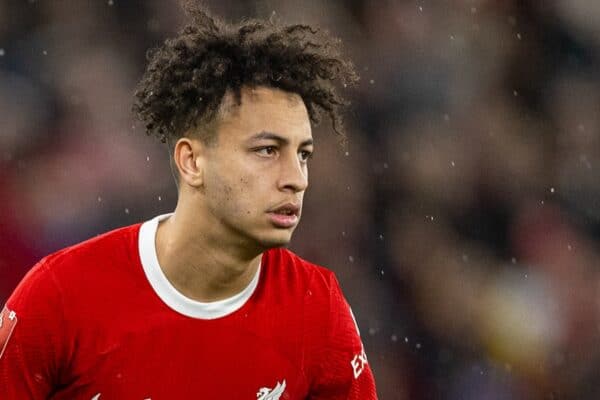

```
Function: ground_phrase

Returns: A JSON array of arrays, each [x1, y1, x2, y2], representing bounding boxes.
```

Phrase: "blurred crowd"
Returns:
[[1, 1, 599, 398]]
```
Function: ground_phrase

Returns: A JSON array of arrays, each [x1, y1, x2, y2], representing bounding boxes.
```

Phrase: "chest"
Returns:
[[53, 309, 311, 399]]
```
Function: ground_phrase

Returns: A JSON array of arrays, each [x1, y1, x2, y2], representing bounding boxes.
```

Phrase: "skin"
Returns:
[[155, 86, 313, 302]]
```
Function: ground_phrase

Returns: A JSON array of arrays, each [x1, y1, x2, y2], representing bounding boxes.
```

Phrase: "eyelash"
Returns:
[[254, 147, 313, 162]]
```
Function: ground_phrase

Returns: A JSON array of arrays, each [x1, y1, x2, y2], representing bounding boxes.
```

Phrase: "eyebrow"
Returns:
[[248, 131, 313, 147]]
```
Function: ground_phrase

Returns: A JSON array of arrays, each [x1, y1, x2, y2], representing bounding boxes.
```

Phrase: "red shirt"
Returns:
[[0, 214, 377, 399]]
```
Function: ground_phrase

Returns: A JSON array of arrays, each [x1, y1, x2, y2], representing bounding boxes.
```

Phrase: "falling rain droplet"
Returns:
[[450, 161, 455, 167], [146, 156, 150, 162], [418, 6, 423, 12]]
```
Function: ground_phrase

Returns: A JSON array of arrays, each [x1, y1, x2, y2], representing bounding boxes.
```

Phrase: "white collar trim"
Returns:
[[138, 213, 261, 319]]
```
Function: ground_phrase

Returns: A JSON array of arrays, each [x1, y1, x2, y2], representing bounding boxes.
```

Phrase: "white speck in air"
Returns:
[[341, 231, 346, 237], [391, 334, 398, 342], [378, 234, 384, 240], [540, 200, 544, 205], [443, 114, 450, 121], [124, 208, 130, 214], [348, 256, 354, 263], [462, 254, 469, 262], [380, 270, 385, 276], [567, 244, 572, 251], [450, 35, 455, 41], [416, 343, 422, 349], [369, 79, 375, 84], [516, 32, 522, 40], [511, 257, 517, 264], [0, 49, 5, 56], [42, 50, 47, 55], [418, 6, 423, 12], [108, 0, 114, 5], [513, 90, 518, 96], [471, 7, 477, 14], [404, 337, 409, 343], [345, 151, 350, 156], [146, 156, 150, 162], [383, 162, 388, 169], [158, 196, 162, 201], [450, 161, 455, 167], [97, 196, 102, 203], [524, 273, 528, 279], [550, 187, 555, 193], [368, 327, 376, 336]]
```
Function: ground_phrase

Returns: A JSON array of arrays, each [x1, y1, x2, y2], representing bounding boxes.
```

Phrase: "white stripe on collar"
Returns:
[[138, 213, 261, 319]]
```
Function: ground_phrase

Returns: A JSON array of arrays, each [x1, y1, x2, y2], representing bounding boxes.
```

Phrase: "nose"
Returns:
[[277, 152, 308, 193]]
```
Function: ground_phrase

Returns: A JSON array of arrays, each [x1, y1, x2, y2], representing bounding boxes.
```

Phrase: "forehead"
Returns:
[[215, 86, 312, 142]]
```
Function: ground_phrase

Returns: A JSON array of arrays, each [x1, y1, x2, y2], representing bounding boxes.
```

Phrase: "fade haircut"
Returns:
[[132, 1, 358, 146]]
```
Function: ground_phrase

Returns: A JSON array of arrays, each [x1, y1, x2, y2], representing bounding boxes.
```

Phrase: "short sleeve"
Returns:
[[0, 260, 67, 398], [308, 273, 378, 399]]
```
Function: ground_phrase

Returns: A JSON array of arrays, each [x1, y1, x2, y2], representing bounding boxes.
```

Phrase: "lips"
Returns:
[[267, 203, 300, 228]]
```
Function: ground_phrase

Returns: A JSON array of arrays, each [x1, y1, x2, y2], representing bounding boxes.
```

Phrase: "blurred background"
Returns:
[[1, 0, 600, 398]]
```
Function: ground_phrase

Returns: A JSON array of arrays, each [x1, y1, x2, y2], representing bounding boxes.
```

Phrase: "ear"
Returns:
[[173, 137, 205, 188]]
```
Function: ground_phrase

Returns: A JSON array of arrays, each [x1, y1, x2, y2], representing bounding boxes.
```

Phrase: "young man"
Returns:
[[0, 4, 377, 399]]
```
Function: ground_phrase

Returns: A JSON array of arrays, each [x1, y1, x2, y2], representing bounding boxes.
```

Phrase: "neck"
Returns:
[[155, 203, 262, 302]]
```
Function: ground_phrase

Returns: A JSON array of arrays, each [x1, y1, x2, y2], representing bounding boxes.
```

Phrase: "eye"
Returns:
[[299, 150, 313, 162], [255, 146, 277, 157]]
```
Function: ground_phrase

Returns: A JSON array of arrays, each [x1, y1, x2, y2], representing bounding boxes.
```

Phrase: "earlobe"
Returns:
[[174, 138, 204, 188]]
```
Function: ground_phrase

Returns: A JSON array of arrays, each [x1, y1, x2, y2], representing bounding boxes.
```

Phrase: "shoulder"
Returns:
[[263, 247, 339, 294], [7, 223, 141, 308], [37, 223, 141, 283]]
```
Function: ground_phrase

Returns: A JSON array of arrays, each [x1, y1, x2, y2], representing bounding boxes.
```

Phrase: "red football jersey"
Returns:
[[0, 214, 377, 399]]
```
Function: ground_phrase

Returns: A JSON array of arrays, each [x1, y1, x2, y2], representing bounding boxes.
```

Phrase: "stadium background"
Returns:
[[1, 1, 600, 398]]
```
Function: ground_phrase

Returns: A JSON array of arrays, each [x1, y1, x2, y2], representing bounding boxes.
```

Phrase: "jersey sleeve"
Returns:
[[307, 272, 378, 399], [0, 259, 68, 398]]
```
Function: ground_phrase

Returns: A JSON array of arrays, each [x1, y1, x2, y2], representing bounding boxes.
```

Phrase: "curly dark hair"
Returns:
[[132, 2, 358, 145]]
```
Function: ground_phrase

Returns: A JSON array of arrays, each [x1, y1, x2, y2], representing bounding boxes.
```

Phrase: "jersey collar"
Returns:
[[138, 213, 261, 319]]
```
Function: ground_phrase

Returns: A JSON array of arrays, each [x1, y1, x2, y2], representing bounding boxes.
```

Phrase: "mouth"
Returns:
[[267, 203, 301, 228]]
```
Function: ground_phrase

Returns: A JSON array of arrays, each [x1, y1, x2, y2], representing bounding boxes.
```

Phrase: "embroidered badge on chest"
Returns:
[[0, 306, 18, 360], [256, 379, 286, 400]]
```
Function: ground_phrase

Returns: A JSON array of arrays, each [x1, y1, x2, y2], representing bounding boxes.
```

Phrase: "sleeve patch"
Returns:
[[0, 306, 18, 360]]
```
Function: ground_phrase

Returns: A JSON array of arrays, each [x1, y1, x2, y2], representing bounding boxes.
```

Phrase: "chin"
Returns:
[[256, 231, 294, 249]]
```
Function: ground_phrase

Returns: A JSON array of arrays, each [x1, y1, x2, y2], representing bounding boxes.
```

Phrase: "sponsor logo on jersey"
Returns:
[[351, 347, 368, 379], [256, 379, 286, 400], [0, 306, 18, 360]]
